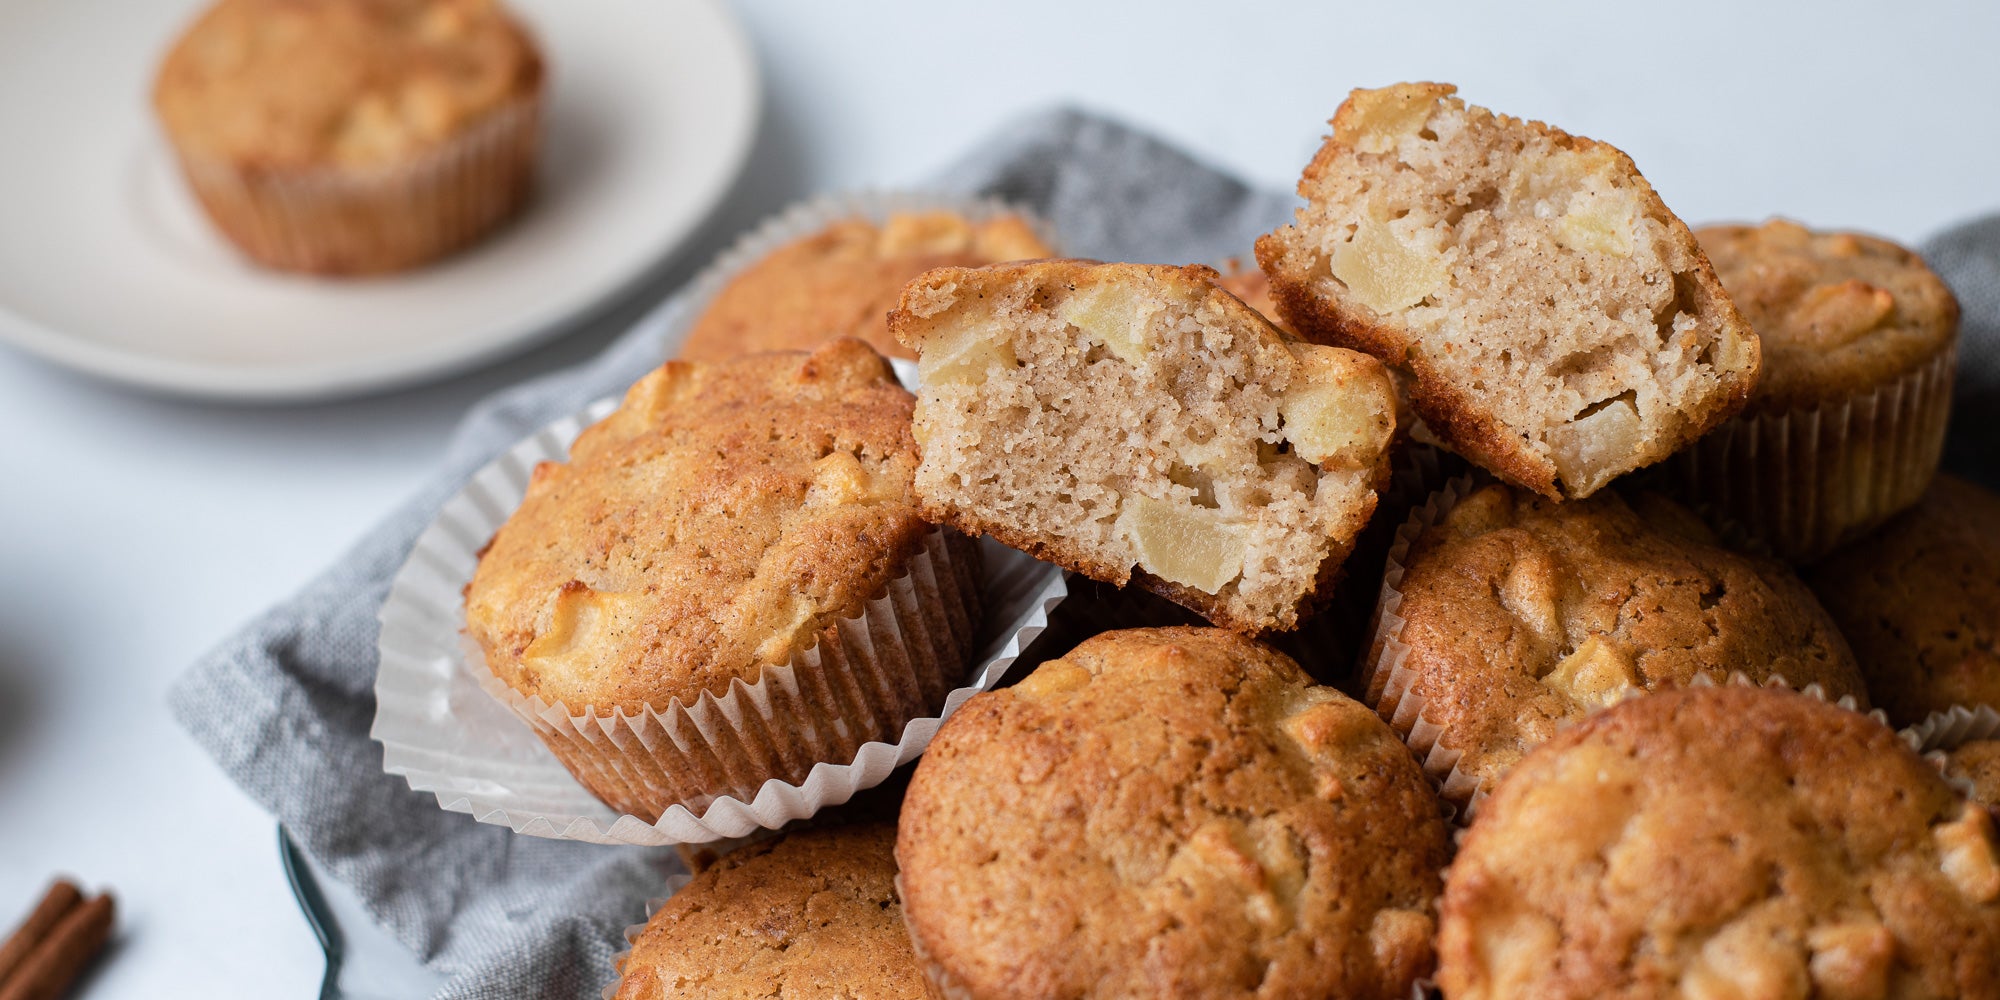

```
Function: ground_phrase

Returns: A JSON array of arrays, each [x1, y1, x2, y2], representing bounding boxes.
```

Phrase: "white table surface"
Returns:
[[2, 1, 1995, 995]]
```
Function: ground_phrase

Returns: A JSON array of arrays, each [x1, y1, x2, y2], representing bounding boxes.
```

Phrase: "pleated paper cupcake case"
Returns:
[[1668, 345, 1956, 562], [373, 393, 1068, 846], [475, 527, 980, 818], [1900, 703, 2000, 799]]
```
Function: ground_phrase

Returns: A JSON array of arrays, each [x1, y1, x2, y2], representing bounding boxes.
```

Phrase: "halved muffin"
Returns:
[[889, 260, 1397, 633], [1257, 82, 1759, 499]]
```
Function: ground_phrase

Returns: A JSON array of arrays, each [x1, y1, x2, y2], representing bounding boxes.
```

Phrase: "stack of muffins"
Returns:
[[450, 82, 1999, 999]]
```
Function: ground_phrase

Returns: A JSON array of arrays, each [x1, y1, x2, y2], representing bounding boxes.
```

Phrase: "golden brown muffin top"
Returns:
[[1438, 685, 2000, 1000], [678, 211, 1054, 363], [153, 0, 542, 170], [1806, 474, 2000, 727], [1375, 482, 1865, 794], [1698, 219, 1958, 412], [1949, 740, 2000, 811], [613, 823, 926, 1000], [464, 340, 929, 714], [897, 627, 1448, 999]]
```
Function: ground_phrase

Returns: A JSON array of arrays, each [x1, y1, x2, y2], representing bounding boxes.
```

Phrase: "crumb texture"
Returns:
[[1257, 82, 1757, 499], [613, 823, 927, 999], [1439, 686, 2000, 1000], [897, 627, 1448, 999], [1375, 482, 1865, 794], [1806, 474, 2000, 726], [890, 260, 1396, 632], [681, 211, 1053, 362], [1698, 219, 1958, 411], [465, 339, 933, 712]]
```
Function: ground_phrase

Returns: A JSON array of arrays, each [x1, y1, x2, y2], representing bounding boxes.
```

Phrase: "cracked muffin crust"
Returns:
[[611, 823, 925, 999], [1257, 82, 1758, 500], [679, 210, 1054, 362], [1438, 685, 2000, 1000], [896, 627, 1448, 999], [1369, 482, 1865, 799], [890, 260, 1397, 633], [1806, 475, 2000, 726]]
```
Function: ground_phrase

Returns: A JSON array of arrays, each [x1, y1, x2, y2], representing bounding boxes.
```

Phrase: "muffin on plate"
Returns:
[[464, 339, 981, 820], [610, 823, 925, 999], [678, 209, 1054, 363], [897, 627, 1448, 999], [1366, 480, 1865, 805], [1257, 82, 1758, 500], [890, 260, 1398, 633], [1806, 474, 2000, 726], [1673, 219, 1959, 559], [1438, 684, 2000, 1000], [152, 0, 545, 274]]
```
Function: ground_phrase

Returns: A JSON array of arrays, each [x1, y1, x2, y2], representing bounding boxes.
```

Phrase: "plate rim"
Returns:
[[0, 0, 762, 403]]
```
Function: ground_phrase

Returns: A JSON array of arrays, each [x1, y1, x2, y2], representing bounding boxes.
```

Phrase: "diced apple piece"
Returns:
[[1058, 281, 1158, 364], [1542, 636, 1637, 710], [1339, 84, 1441, 154], [1805, 922, 1895, 1000], [1119, 495, 1247, 594], [1794, 279, 1895, 349], [916, 323, 1016, 385], [1935, 806, 2000, 903], [877, 211, 974, 256], [526, 584, 644, 674], [1556, 188, 1636, 257], [1280, 345, 1395, 467], [1546, 394, 1642, 495], [1332, 218, 1447, 314], [1013, 658, 1093, 699]]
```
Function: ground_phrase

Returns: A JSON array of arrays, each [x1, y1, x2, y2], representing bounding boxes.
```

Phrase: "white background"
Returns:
[[2, 0, 1996, 995]]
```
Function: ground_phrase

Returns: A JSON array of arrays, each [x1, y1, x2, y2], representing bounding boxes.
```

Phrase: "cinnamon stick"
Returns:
[[0, 883, 80, 987], [0, 893, 113, 1000]]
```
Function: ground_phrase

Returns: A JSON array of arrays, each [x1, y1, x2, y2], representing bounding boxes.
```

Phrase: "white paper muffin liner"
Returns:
[[1667, 345, 1956, 562], [1361, 477, 1875, 818], [171, 95, 542, 275], [372, 397, 1068, 846], [665, 188, 1061, 377], [1900, 703, 2000, 799], [473, 524, 978, 821]]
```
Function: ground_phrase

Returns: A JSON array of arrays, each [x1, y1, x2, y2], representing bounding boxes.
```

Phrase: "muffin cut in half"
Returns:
[[889, 260, 1398, 633], [1257, 82, 1759, 499]]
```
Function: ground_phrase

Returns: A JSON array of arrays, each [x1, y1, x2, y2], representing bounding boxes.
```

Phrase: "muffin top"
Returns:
[[465, 339, 928, 713], [1806, 474, 2000, 727], [1439, 685, 2000, 1000], [1374, 482, 1865, 795], [678, 211, 1054, 363], [153, 0, 543, 170], [1948, 740, 2000, 810], [612, 823, 926, 1000], [897, 626, 1447, 999], [1698, 219, 1958, 411]]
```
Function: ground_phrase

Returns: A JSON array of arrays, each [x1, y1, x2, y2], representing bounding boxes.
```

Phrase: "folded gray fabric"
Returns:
[[169, 105, 1297, 1000], [1922, 216, 2000, 491]]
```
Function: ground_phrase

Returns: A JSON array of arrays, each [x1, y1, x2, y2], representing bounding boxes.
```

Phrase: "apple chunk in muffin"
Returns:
[[889, 260, 1396, 633]]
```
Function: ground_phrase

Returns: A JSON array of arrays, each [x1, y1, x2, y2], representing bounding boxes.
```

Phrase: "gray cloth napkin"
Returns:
[[1921, 216, 2000, 490], [168, 106, 1298, 1000]]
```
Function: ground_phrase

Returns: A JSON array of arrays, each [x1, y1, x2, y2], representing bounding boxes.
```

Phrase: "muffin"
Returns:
[[1215, 258, 1290, 334], [1676, 219, 1960, 559], [1806, 474, 2000, 726], [611, 823, 926, 999], [1366, 480, 1866, 805], [463, 339, 981, 820], [1438, 685, 2000, 1000], [889, 260, 1398, 633], [1257, 82, 1758, 500], [679, 210, 1054, 363], [1947, 741, 2000, 811], [897, 627, 1448, 999], [152, 0, 544, 275]]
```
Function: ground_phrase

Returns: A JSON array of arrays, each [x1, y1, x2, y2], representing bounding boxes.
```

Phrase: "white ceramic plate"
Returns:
[[0, 0, 759, 401]]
